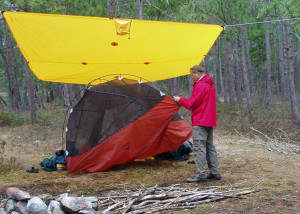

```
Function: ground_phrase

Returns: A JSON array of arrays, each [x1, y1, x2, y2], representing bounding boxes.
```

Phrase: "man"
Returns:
[[173, 65, 221, 183]]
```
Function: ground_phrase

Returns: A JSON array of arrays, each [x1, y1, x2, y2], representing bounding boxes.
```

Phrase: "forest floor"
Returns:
[[0, 110, 300, 213]]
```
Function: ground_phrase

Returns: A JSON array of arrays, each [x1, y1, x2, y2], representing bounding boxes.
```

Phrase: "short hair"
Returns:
[[190, 65, 205, 73]]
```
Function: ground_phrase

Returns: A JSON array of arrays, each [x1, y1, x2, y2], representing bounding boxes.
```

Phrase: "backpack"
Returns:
[[40, 150, 66, 171], [155, 141, 193, 161]]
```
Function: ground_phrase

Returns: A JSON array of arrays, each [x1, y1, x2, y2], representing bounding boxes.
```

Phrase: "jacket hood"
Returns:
[[200, 75, 214, 86]]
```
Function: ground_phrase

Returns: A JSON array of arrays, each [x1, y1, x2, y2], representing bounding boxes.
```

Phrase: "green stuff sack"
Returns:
[[40, 154, 56, 172]]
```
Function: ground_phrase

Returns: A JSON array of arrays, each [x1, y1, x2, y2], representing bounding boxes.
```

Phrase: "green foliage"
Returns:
[[0, 112, 25, 126], [51, 6, 66, 14], [143, 1, 169, 20], [37, 110, 51, 125], [257, 0, 300, 19], [55, 99, 63, 106], [252, 103, 261, 116], [247, 23, 266, 66], [0, 69, 6, 93]]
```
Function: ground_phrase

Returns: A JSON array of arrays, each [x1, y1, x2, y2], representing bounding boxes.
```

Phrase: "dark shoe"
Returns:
[[41, 167, 52, 172], [26, 167, 39, 173], [207, 174, 221, 180], [187, 176, 207, 183], [187, 160, 195, 164]]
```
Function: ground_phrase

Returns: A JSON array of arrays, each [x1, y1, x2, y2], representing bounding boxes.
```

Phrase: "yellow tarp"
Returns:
[[3, 11, 223, 84]]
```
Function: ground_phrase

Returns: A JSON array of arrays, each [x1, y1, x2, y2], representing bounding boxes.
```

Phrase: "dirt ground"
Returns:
[[0, 124, 299, 213]]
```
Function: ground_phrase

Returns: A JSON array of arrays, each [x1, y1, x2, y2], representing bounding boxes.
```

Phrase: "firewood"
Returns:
[[95, 182, 264, 213]]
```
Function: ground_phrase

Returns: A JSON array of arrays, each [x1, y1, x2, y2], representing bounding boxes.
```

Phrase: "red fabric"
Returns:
[[67, 96, 192, 173], [179, 75, 216, 127], [78, 142, 91, 155]]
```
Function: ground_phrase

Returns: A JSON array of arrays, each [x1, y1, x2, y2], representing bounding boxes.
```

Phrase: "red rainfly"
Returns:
[[66, 78, 192, 173]]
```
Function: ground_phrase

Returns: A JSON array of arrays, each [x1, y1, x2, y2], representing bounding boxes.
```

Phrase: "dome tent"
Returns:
[[65, 77, 192, 173], [66, 78, 192, 173]]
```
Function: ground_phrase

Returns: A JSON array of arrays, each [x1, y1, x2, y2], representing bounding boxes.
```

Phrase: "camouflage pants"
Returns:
[[192, 126, 220, 179]]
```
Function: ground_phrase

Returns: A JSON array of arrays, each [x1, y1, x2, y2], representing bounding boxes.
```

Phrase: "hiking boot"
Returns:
[[26, 167, 39, 173], [187, 160, 195, 164], [187, 176, 207, 183], [207, 174, 222, 180]]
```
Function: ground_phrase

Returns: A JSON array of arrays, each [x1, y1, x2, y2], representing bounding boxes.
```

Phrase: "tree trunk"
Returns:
[[283, 35, 290, 102], [244, 26, 254, 93], [284, 20, 300, 126], [187, 76, 193, 96], [223, 41, 229, 104], [233, 42, 243, 107], [21, 69, 29, 111], [63, 84, 83, 107], [3, 68, 13, 110], [205, 53, 210, 75], [167, 78, 176, 96], [253, 67, 260, 96], [106, 0, 114, 18], [23, 59, 37, 124], [225, 40, 236, 105], [5, 24, 21, 112], [62, 84, 71, 107], [277, 20, 288, 101], [296, 36, 300, 88], [54, 83, 64, 105], [138, 0, 143, 19], [223, 65, 229, 104], [265, 18, 272, 106], [239, 35, 254, 124], [273, 40, 280, 95], [70, 84, 81, 106], [212, 43, 219, 102], [297, 38, 300, 86], [120, 0, 126, 14], [39, 83, 46, 108], [217, 38, 225, 98]]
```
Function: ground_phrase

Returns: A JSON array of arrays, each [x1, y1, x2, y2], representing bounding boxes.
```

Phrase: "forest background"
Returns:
[[0, 0, 299, 143]]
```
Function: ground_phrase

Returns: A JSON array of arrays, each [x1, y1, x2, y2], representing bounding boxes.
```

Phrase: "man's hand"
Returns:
[[173, 96, 180, 103]]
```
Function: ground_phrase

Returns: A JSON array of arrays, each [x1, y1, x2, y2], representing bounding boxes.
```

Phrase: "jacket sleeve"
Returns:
[[179, 84, 204, 110]]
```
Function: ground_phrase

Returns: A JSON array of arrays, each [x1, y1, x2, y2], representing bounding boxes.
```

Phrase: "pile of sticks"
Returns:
[[250, 127, 300, 154], [235, 127, 300, 154], [98, 183, 262, 213]]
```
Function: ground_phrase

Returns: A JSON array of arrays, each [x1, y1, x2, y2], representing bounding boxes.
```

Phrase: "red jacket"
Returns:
[[179, 75, 216, 127]]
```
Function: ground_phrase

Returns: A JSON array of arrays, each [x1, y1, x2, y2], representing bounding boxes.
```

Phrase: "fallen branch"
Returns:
[[102, 201, 123, 214], [123, 187, 156, 213], [235, 127, 300, 154]]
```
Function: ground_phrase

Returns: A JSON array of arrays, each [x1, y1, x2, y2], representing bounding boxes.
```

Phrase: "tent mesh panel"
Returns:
[[66, 78, 180, 157]]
